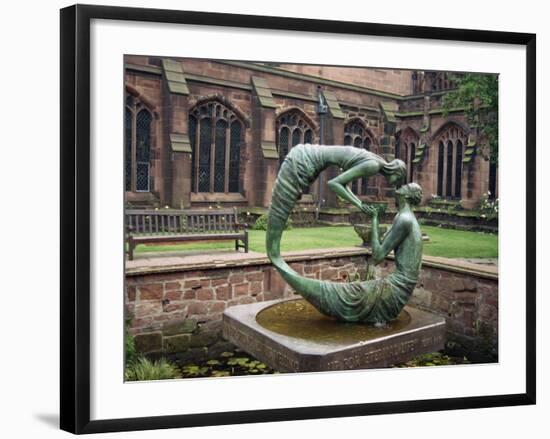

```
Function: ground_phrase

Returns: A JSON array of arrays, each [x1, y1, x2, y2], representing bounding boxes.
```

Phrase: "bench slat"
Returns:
[[126, 209, 242, 235], [127, 208, 235, 216], [131, 232, 245, 244]]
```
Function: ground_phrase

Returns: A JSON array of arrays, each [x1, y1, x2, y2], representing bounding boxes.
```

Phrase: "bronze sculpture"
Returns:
[[266, 144, 423, 324]]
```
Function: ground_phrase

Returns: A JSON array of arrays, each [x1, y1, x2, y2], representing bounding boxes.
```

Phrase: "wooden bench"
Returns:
[[126, 208, 248, 260]]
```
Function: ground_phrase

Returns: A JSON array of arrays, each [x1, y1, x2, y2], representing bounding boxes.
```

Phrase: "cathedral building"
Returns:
[[124, 56, 497, 211]]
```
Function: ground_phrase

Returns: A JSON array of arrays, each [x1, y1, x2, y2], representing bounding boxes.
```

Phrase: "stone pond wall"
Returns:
[[125, 248, 497, 363], [377, 258, 498, 361]]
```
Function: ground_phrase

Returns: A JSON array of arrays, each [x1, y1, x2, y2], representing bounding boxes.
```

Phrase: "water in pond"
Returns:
[[256, 298, 412, 345]]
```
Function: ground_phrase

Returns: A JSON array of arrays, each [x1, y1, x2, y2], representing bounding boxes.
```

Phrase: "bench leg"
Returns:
[[235, 232, 248, 253], [128, 237, 135, 261]]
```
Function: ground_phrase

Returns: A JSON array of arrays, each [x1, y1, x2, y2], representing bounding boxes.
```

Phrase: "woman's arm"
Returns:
[[327, 161, 380, 211], [366, 206, 411, 265]]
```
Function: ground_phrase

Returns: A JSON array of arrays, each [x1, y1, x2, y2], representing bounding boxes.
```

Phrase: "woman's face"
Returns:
[[386, 173, 404, 187]]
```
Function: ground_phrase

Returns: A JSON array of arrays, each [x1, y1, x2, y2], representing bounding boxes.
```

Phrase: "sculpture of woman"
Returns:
[[266, 143, 423, 324]]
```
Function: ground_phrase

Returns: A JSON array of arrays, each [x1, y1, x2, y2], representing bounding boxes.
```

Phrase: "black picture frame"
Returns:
[[60, 4, 536, 434]]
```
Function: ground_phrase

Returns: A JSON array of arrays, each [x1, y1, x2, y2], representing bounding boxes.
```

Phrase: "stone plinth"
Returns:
[[223, 298, 446, 372]]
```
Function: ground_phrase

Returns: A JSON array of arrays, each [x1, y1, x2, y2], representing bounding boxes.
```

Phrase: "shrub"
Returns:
[[125, 357, 180, 381], [478, 192, 499, 220], [125, 323, 137, 366], [252, 213, 293, 231]]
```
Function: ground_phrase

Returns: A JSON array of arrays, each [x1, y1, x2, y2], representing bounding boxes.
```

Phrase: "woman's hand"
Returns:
[[361, 204, 379, 219]]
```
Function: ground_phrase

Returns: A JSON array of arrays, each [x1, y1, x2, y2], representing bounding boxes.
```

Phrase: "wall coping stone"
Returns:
[[126, 246, 498, 281]]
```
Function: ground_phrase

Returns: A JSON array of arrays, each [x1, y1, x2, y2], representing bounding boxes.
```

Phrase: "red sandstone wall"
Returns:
[[125, 252, 497, 362], [274, 64, 413, 96], [377, 259, 498, 360]]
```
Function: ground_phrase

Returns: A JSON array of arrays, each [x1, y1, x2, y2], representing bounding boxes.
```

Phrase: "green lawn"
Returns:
[[134, 225, 498, 259]]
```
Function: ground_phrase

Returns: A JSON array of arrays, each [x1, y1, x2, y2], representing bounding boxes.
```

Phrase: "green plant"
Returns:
[[125, 357, 180, 381], [125, 323, 137, 366], [252, 213, 293, 231], [178, 352, 273, 378], [124, 318, 179, 381], [477, 192, 499, 220], [180, 364, 210, 377], [392, 352, 470, 368], [442, 73, 498, 163]]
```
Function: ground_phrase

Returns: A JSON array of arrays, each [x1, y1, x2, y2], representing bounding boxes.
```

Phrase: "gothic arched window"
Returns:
[[277, 110, 315, 193], [446, 140, 454, 198], [344, 120, 374, 196], [455, 140, 463, 198], [399, 128, 419, 184], [435, 124, 467, 199], [136, 110, 152, 192], [125, 107, 132, 191], [189, 101, 243, 193], [277, 110, 314, 164], [408, 142, 416, 184], [125, 96, 153, 192], [437, 141, 445, 196]]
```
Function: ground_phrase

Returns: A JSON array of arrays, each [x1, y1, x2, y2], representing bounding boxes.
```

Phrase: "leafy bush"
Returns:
[[124, 321, 179, 382], [125, 324, 137, 366], [252, 213, 293, 231], [477, 192, 499, 220], [125, 357, 180, 381]]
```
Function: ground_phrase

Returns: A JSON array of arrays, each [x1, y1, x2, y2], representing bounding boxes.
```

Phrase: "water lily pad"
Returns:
[[227, 357, 251, 366]]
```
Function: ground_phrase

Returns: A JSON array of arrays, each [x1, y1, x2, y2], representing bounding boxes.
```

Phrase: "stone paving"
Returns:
[[127, 249, 266, 270], [126, 246, 497, 279]]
